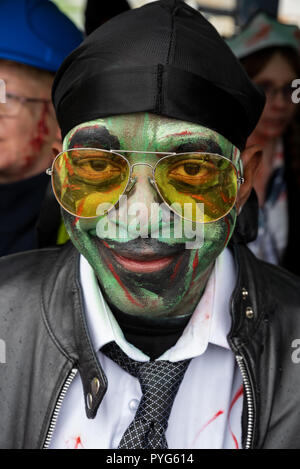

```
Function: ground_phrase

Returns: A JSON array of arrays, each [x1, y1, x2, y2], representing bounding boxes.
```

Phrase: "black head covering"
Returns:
[[52, 0, 265, 150]]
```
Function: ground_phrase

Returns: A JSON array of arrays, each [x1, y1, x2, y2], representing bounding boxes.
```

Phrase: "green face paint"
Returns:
[[62, 113, 240, 318]]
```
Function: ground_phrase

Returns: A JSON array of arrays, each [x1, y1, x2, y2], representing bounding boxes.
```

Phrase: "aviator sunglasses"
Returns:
[[47, 148, 244, 223]]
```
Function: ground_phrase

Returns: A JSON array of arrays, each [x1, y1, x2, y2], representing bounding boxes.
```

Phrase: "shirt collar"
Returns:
[[80, 247, 236, 362], [208, 247, 237, 349]]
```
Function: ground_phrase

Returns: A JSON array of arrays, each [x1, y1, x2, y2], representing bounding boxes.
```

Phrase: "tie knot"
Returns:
[[101, 341, 191, 449], [102, 341, 191, 420]]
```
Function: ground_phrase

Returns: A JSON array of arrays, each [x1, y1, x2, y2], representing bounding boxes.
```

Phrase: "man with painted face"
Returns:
[[1, 0, 300, 450]]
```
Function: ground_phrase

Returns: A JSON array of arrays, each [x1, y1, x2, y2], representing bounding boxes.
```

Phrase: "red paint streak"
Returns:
[[164, 130, 195, 139], [192, 410, 224, 446], [74, 436, 83, 449], [189, 193, 205, 201], [176, 190, 216, 214], [246, 24, 272, 46], [72, 198, 86, 225], [29, 102, 49, 153], [102, 240, 111, 249], [191, 251, 199, 282], [63, 153, 74, 176], [101, 242, 153, 305], [223, 216, 231, 247], [170, 255, 183, 280], [231, 429, 239, 450], [97, 184, 121, 194], [61, 183, 81, 191], [107, 260, 143, 307], [190, 194, 216, 211], [219, 191, 233, 204], [70, 436, 84, 449], [228, 385, 243, 449], [192, 251, 198, 271], [229, 385, 243, 414]]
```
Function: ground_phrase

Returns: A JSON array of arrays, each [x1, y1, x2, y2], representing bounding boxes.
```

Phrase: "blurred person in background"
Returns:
[[0, 0, 82, 256], [228, 12, 300, 275]]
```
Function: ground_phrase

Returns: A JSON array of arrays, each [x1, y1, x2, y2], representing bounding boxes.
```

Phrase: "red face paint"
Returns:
[[191, 251, 199, 283], [223, 216, 231, 248], [170, 255, 184, 281], [164, 131, 195, 139], [72, 198, 86, 226], [106, 260, 143, 307]]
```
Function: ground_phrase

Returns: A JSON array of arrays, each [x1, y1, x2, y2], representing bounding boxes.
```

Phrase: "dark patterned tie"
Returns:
[[101, 341, 191, 449]]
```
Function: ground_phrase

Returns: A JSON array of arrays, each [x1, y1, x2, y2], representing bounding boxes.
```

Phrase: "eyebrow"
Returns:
[[169, 139, 224, 156], [68, 125, 120, 150]]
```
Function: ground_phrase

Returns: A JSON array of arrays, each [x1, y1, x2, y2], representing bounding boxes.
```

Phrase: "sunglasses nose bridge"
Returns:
[[126, 162, 159, 203], [130, 161, 155, 182], [130, 162, 154, 170]]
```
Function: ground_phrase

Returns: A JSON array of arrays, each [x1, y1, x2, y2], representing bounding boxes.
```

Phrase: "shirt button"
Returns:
[[129, 399, 139, 411]]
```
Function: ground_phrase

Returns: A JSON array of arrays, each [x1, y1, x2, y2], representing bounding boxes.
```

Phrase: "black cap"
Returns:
[[52, 0, 265, 149]]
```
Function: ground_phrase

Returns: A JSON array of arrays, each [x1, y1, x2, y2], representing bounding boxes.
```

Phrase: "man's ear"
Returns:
[[52, 124, 62, 159], [52, 146, 60, 160], [52, 128, 62, 160], [236, 144, 263, 212]]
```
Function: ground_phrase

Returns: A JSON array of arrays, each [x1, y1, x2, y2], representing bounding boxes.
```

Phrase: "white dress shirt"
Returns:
[[50, 248, 243, 449]]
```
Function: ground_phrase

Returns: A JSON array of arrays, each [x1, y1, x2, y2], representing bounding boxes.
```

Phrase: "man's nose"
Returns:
[[127, 163, 159, 208], [116, 163, 165, 236]]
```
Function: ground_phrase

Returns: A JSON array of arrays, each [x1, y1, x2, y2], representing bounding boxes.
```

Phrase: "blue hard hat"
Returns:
[[0, 0, 83, 72]]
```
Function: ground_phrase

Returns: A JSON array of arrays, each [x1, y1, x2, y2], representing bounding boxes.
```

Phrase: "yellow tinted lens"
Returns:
[[52, 149, 130, 217], [154, 153, 237, 222]]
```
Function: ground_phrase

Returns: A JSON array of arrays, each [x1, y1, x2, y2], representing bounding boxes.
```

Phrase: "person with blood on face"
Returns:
[[228, 12, 300, 274], [0, 0, 82, 256]]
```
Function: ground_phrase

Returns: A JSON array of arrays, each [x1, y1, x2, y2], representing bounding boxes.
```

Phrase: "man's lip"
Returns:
[[96, 238, 186, 259], [95, 238, 186, 273], [111, 251, 176, 273]]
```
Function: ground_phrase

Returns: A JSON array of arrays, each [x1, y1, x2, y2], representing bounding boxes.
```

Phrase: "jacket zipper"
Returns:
[[235, 354, 254, 449], [43, 368, 78, 449], [41, 355, 253, 448]]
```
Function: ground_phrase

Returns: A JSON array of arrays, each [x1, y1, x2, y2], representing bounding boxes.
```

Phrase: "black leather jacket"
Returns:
[[0, 240, 300, 449]]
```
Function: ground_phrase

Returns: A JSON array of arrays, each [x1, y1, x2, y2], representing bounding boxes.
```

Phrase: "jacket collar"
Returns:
[[227, 241, 271, 350], [41, 243, 107, 419]]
